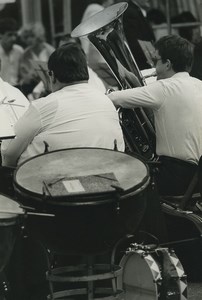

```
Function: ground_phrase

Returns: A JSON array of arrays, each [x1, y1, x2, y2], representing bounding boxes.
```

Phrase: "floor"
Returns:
[[188, 282, 202, 299]]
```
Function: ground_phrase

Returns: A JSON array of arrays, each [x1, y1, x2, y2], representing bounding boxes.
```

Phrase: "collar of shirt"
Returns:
[[171, 72, 190, 79]]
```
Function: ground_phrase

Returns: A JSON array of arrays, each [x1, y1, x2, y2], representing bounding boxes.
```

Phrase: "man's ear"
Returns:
[[166, 59, 172, 70], [49, 71, 57, 92], [53, 75, 57, 84], [52, 73, 57, 84]]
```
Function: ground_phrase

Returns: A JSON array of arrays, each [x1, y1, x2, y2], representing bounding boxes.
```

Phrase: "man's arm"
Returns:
[[108, 81, 165, 110], [1, 104, 41, 167]]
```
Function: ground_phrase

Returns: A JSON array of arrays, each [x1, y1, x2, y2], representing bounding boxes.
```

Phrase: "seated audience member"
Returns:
[[123, 0, 156, 70], [108, 35, 202, 196], [80, 0, 117, 88], [171, 11, 201, 45], [1, 43, 125, 167], [19, 23, 55, 97], [80, 0, 114, 57], [0, 18, 24, 87], [147, 8, 168, 40]]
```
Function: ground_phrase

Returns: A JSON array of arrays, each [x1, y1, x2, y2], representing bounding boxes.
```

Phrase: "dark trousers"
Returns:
[[155, 156, 198, 196]]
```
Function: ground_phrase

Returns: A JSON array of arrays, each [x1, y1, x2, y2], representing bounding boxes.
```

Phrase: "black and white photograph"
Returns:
[[0, 0, 202, 299]]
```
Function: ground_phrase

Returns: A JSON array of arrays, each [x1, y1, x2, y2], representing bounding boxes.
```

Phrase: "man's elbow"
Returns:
[[1, 153, 18, 168]]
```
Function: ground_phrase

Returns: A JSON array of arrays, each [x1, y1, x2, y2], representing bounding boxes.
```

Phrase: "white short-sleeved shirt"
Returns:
[[0, 44, 24, 86], [0, 78, 29, 152], [109, 72, 202, 163], [2, 83, 125, 166]]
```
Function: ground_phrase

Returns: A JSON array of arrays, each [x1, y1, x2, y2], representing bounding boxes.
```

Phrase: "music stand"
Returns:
[[138, 40, 155, 68]]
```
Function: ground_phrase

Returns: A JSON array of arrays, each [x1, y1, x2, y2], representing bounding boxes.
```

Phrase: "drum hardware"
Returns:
[[46, 237, 128, 300], [18, 204, 36, 211], [46, 261, 123, 300], [128, 243, 158, 253], [0, 271, 12, 300], [0, 210, 55, 217], [113, 139, 118, 151], [43, 141, 49, 153]]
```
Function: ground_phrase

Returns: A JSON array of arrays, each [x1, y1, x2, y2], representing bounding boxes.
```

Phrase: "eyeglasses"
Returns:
[[48, 70, 53, 77], [151, 57, 162, 67], [5, 31, 17, 38]]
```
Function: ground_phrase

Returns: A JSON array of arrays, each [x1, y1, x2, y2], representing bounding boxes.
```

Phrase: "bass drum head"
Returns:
[[118, 250, 161, 300]]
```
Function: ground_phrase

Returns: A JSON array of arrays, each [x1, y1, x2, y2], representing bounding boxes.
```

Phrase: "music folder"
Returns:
[[0, 105, 15, 139], [43, 172, 121, 197]]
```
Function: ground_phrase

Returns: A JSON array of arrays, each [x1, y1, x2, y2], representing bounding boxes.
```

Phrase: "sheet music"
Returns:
[[0, 105, 15, 139], [138, 40, 155, 68], [141, 68, 157, 85]]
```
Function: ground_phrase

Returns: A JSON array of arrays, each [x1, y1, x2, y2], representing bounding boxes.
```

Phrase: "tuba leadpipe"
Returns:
[[71, 2, 156, 159]]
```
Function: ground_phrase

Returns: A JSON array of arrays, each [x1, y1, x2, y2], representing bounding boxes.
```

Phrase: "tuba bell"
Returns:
[[71, 2, 156, 160]]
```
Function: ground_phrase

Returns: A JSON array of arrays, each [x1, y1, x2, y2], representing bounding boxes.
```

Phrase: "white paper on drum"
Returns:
[[62, 180, 85, 193]]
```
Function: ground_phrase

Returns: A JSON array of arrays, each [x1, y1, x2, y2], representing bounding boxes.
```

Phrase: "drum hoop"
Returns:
[[14, 147, 150, 205], [161, 248, 187, 292], [14, 184, 120, 206], [0, 219, 17, 226]]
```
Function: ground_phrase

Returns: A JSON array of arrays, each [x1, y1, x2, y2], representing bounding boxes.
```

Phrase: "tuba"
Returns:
[[71, 2, 156, 160]]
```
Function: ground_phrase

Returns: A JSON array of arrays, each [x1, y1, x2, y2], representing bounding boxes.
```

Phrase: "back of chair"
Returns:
[[198, 155, 202, 197], [0, 166, 15, 197]]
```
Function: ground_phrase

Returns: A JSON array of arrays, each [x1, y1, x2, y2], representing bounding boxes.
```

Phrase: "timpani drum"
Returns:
[[13, 148, 150, 254], [0, 194, 23, 272]]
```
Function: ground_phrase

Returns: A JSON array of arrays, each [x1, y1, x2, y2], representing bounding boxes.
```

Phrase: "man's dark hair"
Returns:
[[0, 18, 18, 35], [154, 34, 194, 73], [48, 43, 89, 83]]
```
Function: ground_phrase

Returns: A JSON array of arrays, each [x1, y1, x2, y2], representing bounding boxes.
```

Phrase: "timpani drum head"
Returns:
[[0, 194, 23, 272], [0, 194, 23, 220], [14, 148, 149, 204]]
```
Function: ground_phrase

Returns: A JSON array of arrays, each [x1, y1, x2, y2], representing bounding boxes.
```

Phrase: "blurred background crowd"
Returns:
[[0, 0, 202, 98]]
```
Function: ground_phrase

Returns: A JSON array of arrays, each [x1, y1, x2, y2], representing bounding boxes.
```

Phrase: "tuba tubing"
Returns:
[[71, 2, 156, 159]]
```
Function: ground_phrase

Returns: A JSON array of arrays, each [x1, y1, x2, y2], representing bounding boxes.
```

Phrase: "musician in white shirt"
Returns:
[[1, 43, 124, 167], [109, 35, 202, 196]]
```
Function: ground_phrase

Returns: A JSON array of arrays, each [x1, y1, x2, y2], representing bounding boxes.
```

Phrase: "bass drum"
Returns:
[[118, 247, 187, 300]]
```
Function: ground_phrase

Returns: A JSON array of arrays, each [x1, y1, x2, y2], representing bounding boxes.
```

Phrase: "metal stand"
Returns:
[[46, 255, 123, 300]]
